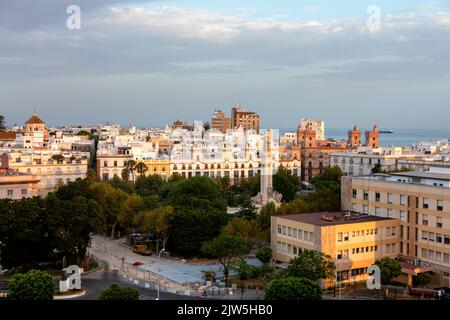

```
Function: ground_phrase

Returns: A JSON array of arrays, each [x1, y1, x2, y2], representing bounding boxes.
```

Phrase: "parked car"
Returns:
[[133, 244, 152, 256]]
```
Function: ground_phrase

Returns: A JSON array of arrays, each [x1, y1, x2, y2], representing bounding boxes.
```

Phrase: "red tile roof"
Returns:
[[0, 131, 16, 140], [25, 114, 45, 125]]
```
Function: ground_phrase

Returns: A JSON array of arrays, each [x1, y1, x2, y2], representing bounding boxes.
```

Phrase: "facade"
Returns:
[[1, 151, 88, 196], [365, 125, 380, 148], [271, 211, 400, 287], [297, 118, 325, 142], [96, 123, 300, 185], [211, 109, 231, 133], [231, 105, 260, 133], [342, 167, 450, 287], [0, 169, 40, 199]]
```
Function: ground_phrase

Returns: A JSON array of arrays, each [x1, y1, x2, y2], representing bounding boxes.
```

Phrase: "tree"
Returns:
[[169, 176, 227, 212], [98, 284, 140, 300], [90, 183, 130, 239], [312, 166, 343, 189], [413, 272, 433, 288], [257, 202, 277, 233], [236, 195, 257, 220], [223, 218, 264, 252], [286, 250, 335, 282], [8, 270, 55, 300], [273, 166, 300, 202], [118, 194, 142, 233], [125, 160, 137, 182], [51, 154, 65, 163], [201, 234, 247, 287], [264, 277, 322, 301], [0, 115, 5, 131], [135, 162, 148, 176], [376, 257, 402, 285], [133, 206, 174, 252], [256, 247, 272, 264], [169, 207, 229, 255], [135, 174, 165, 197]]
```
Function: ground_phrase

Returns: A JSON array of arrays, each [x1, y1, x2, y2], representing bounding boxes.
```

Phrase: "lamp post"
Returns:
[[156, 248, 165, 300]]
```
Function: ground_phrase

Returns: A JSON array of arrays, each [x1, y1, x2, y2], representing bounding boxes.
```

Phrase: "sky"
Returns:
[[0, 0, 450, 130]]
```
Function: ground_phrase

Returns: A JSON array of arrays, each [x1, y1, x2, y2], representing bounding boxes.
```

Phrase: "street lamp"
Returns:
[[156, 248, 165, 300]]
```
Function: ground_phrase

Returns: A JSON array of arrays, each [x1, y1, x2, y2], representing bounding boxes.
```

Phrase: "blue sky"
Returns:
[[0, 0, 450, 129], [132, 0, 450, 21]]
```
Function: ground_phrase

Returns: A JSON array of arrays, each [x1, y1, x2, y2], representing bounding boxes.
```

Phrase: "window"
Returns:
[[437, 200, 444, 211], [386, 227, 391, 237], [436, 234, 443, 243], [277, 225, 282, 234], [375, 207, 381, 216], [282, 226, 286, 235], [422, 231, 428, 241], [400, 211, 406, 222], [437, 217, 443, 228], [338, 233, 343, 242], [352, 189, 357, 198], [429, 232, 435, 242], [422, 214, 429, 226], [298, 230, 303, 240], [103, 161, 108, 167], [352, 204, 358, 211], [363, 205, 369, 214], [288, 227, 292, 237], [388, 193, 394, 204], [363, 190, 369, 200], [375, 192, 381, 202], [387, 209, 394, 218], [343, 232, 349, 241], [21, 189, 27, 196], [423, 198, 429, 209], [445, 236, 450, 245], [7, 190, 13, 196], [400, 195, 407, 206], [293, 228, 298, 238]]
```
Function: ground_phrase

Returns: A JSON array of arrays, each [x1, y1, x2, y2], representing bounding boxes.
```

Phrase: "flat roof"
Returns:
[[391, 171, 450, 181], [277, 211, 392, 226]]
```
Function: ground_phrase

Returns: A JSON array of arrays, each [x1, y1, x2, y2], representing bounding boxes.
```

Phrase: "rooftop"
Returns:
[[391, 171, 450, 181], [277, 211, 392, 226], [25, 113, 45, 125]]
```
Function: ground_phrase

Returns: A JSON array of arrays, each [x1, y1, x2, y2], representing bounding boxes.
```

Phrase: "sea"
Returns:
[[278, 128, 450, 147]]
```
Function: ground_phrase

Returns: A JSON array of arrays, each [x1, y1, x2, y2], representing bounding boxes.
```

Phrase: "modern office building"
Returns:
[[341, 167, 450, 287], [271, 211, 400, 287]]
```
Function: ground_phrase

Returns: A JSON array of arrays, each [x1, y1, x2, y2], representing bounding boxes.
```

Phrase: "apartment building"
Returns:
[[341, 167, 450, 287], [211, 109, 231, 133], [1, 151, 88, 196], [330, 147, 431, 176], [297, 118, 325, 142], [271, 211, 400, 287], [231, 105, 260, 133], [0, 169, 40, 199]]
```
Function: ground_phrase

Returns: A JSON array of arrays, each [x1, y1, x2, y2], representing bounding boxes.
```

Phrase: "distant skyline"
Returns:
[[1, 0, 450, 129]]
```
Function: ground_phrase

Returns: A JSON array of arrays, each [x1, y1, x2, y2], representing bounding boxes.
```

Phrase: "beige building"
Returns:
[[211, 109, 231, 133], [272, 211, 400, 287], [342, 168, 450, 287], [231, 105, 260, 133], [0, 170, 40, 199], [1, 151, 88, 196]]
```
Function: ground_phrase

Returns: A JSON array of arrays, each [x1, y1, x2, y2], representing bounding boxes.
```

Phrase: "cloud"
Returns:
[[304, 5, 320, 14], [0, 1, 449, 128]]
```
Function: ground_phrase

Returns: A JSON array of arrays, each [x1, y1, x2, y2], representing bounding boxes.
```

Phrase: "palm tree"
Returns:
[[125, 160, 137, 181], [135, 162, 148, 177]]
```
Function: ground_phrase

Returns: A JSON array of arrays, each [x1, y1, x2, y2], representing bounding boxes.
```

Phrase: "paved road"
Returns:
[[76, 261, 199, 300]]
